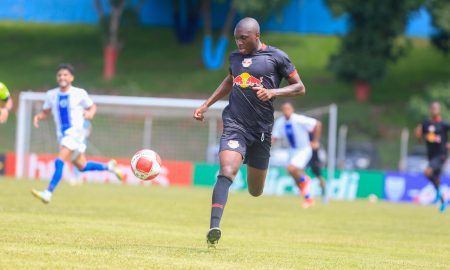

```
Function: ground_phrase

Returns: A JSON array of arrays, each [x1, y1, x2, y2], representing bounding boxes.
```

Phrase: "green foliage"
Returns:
[[232, 0, 290, 20], [408, 81, 450, 121], [426, 0, 450, 53], [326, 0, 422, 83]]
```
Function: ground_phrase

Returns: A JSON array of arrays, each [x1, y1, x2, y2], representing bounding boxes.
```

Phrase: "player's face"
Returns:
[[430, 102, 440, 117], [281, 104, 294, 119], [56, 69, 74, 90], [234, 28, 260, 55]]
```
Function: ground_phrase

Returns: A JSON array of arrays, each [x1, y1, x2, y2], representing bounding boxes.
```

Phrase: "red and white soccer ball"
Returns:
[[130, 149, 162, 180]]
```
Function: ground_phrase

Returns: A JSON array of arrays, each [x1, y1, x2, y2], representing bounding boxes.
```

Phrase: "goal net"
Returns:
[[15, 91, 337, 182]]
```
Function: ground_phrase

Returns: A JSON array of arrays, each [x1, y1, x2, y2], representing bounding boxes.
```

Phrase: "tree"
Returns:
[[172, 0, 201, 44], [408, 81, 450, 122], [425, 0, 450, 53], [201, 0, 289, 70], [325, 0, 422, 102], [95, 0, 144, 80]]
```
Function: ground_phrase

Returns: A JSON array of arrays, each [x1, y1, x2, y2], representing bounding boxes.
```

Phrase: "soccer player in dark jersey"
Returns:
[[193, 17, 305, 247], [308, 133, 328, 203], [415, 102, 450, 212]]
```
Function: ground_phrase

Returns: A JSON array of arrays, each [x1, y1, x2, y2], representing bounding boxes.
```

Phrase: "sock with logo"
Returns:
[[210, 175, 233, 229]]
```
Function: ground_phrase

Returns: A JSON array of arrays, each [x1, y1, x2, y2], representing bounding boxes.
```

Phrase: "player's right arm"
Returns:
[[33, 108, 51, 128], [193, 74, 233, 121], [414, 123, 423, 142]]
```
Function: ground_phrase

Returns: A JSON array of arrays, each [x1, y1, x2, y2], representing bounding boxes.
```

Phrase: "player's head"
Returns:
[[234, 17, 261, 55], [56, 63, 75, 90], [281, 101, 295, 119], [430, 102, 441, 118]]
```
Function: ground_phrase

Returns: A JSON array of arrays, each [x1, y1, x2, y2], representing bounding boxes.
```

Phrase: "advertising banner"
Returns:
[[0, 153, 4, 175], [193, 163, 384, 200], [384, 172, 450, 204], [13, 153, 193, 187]]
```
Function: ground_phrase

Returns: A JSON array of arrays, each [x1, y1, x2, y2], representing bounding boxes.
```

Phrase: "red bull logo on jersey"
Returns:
[[232, 72, 263, 89], [426, 125, 441, 143]]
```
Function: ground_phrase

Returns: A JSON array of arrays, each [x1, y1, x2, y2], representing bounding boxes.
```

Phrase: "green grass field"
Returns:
[[1, 178, 449, 270]]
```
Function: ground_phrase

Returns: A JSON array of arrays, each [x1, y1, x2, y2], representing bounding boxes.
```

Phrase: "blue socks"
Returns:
[[80, 161, 108, 172], [210, 175, 233, 228], [47, 160, 109, 193], [47, 159, 64, 192]]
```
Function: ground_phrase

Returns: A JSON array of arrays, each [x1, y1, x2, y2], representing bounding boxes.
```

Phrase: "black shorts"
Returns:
[[219, 128, 271, 170], [308, 149, 322, 177], [428, 155, 446, 175]]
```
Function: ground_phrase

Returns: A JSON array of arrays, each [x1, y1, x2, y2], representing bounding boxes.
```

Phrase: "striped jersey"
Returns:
[[42, 86, 94, 139]]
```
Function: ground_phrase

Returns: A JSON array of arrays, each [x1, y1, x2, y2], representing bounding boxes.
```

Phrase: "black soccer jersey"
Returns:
[[421, 119, 450, 159], [223, 44, 297, 133]]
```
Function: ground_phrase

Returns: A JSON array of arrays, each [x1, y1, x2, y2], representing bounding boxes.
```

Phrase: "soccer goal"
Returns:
[[15, 92, 227, 178], [15, 91, 337, 181]]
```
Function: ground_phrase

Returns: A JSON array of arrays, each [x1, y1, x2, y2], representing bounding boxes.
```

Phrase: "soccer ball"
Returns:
[[130, 149, 162, 180]]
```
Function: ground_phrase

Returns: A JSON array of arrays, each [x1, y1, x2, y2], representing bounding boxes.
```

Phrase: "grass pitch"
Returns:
[[0, 178, 449, 270]]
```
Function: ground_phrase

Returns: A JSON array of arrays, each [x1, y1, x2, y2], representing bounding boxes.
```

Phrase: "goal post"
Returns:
[[15, 91, 228, 178], [15, 91, 337, 182]]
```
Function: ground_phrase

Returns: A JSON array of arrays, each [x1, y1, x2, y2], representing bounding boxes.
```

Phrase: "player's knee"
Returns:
[[248, 188, 263, 197], [424, 167, 433, 178], [219, 165, 239, 180]]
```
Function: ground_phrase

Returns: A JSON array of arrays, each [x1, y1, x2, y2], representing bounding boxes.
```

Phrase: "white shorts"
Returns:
[[59, 129, 87, 160], [289, 147, 312, 170]]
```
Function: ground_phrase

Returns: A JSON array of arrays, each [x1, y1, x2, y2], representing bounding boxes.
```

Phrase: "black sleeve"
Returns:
[[444, 121, 450, 131], [274, 49, 297, 79]]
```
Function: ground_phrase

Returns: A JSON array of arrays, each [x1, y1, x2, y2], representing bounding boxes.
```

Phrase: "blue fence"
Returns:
[[0, 0, 435, 37]]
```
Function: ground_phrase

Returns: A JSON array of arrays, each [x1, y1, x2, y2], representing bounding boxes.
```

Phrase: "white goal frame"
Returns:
[[15, 91, 337, 181]]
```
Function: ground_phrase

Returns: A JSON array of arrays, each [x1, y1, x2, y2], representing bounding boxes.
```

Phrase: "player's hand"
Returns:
[[0, 108, 8, 124], [193, 104, 208, 121], [33, 114, 40, 128], [311, 141, 320, 150], [252, 86, 274, 102], [84, 110, 95, 120]]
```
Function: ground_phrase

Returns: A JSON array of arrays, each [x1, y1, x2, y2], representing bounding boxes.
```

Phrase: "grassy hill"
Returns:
[[0, 22, 449, 168]]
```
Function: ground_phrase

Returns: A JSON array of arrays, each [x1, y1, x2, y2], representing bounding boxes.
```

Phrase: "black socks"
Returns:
[[210, 175, 233, 228]]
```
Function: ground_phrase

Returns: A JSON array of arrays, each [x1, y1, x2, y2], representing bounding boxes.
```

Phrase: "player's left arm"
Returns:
[[414, 124, 423, 142], [311, 120, 322, 150], [253, 74, 305, 102], [0, 98, 13, 124], [83, 104, 96, 120]]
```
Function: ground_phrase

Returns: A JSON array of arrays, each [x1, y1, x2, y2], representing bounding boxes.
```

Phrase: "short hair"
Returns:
[[56, 63, 74, 75], [281, 101, 294, 107]]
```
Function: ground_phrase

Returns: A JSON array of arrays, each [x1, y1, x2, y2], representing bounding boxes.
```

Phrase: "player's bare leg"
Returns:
[[287, 165, 314, 208], [207, 150, 242, 248], [73, 154, 123, 181], [247, 165, 267, 197], [31, 146, 72, 203]]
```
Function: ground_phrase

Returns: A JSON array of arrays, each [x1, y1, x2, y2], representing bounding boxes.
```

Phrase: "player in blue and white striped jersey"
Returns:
[[272, 101, 322, 208], [31, 64, 123, 204]]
